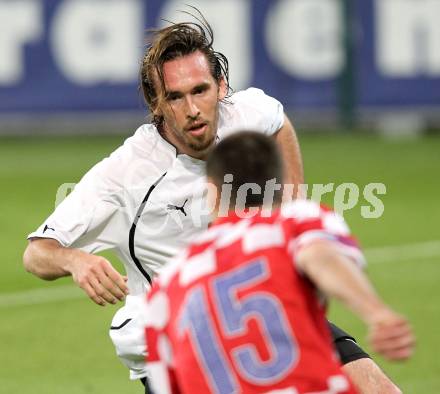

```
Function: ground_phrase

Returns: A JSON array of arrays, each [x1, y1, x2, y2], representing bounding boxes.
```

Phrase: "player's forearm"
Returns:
[[297, 242, 387, 323], [25, 239, 128, 305], [342, 358, 402, 394], [23, 238, 79, 280]]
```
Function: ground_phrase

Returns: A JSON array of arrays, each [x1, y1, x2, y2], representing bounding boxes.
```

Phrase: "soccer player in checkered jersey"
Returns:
[[144, 132, 414, 394]]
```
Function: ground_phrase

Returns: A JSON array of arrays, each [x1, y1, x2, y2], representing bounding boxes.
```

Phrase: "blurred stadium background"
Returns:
[[1, 1, 439, 393]]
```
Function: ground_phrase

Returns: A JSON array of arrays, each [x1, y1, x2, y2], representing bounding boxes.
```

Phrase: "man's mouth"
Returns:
[[187, 122, 208, 137]]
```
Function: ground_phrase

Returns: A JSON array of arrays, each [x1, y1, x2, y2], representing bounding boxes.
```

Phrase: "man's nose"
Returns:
[[185, 96, 200, 118]]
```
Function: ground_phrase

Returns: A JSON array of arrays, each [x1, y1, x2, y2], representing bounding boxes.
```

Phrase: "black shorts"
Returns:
[[140, 377, 151, 394], [328, 321, 370, 364]]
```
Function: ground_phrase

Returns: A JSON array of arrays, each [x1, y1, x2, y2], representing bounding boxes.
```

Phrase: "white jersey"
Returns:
[[27, 87, 284, 379]]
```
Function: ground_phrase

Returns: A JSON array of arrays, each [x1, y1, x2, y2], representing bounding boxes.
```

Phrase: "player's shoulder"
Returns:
[[230, 87, 281, 112], [231, 87, 271, 101], [83, 124, 174, 183], [219, 87, 284, 137], [83, 124, 154, 171], [280, 200, 351, 237], [117, 124, 173, 159]]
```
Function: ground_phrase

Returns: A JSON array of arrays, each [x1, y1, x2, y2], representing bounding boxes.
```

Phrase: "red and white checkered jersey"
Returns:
[[145, 200, 363, 394]]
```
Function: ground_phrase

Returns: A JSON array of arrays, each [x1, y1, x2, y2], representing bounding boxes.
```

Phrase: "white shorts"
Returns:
[[109, 294, 148, 380]]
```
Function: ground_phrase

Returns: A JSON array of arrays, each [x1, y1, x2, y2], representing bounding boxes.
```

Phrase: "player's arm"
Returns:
[[342, 358, 402, 394], [295, 240, 414, 361], [23, 145, 132, 306], [328, 322, 402, 394], [328, 322, 370, 364], [273, 114, 304, 197], [23, 238, 128, 306]]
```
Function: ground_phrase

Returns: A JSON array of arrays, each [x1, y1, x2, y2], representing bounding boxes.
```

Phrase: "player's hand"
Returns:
[[67, 252, 129, 306], [367, 309, 415, 361]]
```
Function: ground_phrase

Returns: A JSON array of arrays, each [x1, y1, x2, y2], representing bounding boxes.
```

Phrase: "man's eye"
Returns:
[[194, 87, 206, 95], [167, 95, 180, 101]]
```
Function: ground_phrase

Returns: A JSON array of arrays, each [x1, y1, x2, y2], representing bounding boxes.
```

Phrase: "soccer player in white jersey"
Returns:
[[23, 10, 402, 393]]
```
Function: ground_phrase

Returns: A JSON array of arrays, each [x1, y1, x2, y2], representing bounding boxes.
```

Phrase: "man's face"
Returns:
[[154, 51, 227, 159]]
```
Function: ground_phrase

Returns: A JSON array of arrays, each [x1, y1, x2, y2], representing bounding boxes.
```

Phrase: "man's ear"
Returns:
[[218, 77, 227, 100]]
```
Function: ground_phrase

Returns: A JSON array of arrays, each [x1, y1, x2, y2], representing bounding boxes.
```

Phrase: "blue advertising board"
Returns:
[[0, 0, 439, 114]]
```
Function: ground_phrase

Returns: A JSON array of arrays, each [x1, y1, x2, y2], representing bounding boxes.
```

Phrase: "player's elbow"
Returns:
[[383, 382, 402, 394], [376, 382, 402, 394], [23, 241, 56, 280], [23, 242, 35, 272], [23, 242, 41, 277]]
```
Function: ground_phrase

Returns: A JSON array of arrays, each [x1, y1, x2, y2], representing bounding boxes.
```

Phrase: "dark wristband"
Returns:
[[328, 321, 370, 364]]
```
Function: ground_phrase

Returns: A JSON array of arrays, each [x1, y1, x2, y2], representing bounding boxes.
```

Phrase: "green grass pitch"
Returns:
[[0, 132, 439, 393]]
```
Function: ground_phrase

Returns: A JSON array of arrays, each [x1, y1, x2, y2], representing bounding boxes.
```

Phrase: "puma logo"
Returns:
[[43, 224, 55, 233], [167, 199, 188, 217]]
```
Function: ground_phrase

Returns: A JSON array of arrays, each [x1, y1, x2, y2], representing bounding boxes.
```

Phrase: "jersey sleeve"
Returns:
[[27, 139, 131, 253], [281, 200, 365, 268], [231, 88, 285, 136]]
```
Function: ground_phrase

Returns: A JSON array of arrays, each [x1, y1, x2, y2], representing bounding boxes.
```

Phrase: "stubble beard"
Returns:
[[176, 102, 220, 155], [187, 128, 216, 152]]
